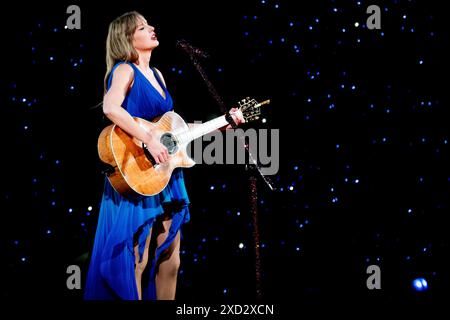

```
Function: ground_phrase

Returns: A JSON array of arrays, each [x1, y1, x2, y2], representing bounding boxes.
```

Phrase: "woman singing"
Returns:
[[84, 11, 244, 300]]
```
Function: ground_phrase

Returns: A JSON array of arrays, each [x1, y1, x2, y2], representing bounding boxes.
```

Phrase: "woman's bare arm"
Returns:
[[103, 63, 168, 163]]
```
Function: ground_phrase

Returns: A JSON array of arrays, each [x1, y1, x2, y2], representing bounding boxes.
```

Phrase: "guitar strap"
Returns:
[[225, 110, 238, 128], [150, 67, 167, 91]]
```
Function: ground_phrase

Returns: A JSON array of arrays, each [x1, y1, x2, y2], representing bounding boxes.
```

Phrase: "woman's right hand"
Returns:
[[144, 134, 169, 164]]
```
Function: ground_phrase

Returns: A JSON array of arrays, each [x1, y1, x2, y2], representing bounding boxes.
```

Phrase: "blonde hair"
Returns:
[[104, 11, 144, 92]]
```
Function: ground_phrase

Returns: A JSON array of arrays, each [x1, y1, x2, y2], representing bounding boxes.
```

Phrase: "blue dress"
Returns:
[[84, 61, 191, 300]]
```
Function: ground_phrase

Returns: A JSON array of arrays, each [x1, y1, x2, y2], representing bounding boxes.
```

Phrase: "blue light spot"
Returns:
[[412, 278, 428, 291]]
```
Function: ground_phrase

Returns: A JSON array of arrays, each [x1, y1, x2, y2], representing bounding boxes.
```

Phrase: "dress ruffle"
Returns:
[[85, 169, 190, 300]]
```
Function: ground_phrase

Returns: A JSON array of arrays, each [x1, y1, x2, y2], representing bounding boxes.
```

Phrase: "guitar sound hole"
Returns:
[[160, 132, 178, 155]]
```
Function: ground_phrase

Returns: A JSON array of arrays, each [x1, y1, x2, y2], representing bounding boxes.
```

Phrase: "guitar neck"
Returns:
[[178, 115, 229, 144]]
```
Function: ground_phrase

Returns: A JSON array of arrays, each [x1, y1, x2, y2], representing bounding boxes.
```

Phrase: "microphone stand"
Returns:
[[177, 40, 276, 300]]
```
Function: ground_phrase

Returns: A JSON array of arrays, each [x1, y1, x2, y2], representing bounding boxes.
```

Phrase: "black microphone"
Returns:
[[176, 39, 209, 58]]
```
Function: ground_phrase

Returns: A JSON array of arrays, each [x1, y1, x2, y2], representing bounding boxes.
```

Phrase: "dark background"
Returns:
[[1, 0, 449, 309]]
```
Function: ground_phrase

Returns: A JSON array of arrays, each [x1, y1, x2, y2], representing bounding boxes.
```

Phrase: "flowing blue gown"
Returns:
[[84, 61, 191, 300]]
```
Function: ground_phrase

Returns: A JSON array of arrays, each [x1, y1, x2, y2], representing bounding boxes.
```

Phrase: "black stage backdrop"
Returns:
[[1, 0, 449, 310]]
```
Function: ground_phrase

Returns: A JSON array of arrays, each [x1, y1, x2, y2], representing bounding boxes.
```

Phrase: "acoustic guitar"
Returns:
[[98, 97, 269, 199]]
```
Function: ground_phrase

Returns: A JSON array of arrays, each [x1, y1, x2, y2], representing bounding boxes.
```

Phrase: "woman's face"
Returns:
[[132, 17, 159, 51]]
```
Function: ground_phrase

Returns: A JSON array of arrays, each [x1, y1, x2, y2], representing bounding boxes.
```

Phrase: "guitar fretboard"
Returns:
[[177, 115, 229, 144]]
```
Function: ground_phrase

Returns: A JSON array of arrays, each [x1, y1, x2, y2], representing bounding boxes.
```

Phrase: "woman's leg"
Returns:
[[134, 227, 152, 300], [155, 218, 181, 300]]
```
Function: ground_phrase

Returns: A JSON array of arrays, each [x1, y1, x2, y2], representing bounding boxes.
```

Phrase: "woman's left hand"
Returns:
[[224, 107, 245, 129]]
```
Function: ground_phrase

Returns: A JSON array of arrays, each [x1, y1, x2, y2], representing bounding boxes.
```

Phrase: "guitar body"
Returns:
[[98, 111, 195, 199]]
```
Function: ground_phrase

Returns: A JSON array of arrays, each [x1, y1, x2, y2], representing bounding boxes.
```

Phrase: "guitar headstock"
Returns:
[[237, 97, 270, 122]]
